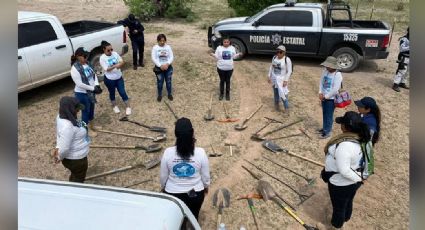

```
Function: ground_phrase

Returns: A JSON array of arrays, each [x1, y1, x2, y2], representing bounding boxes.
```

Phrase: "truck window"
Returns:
[[18, 21, 58, 48], [259, 11, 285, 26], [283, 11, 313, 27]]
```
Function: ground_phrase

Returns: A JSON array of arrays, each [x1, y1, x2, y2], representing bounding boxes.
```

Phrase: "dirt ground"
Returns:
[[18, 0, 409, 229]]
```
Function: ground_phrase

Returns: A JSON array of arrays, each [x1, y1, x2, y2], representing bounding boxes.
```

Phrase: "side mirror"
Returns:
[[252, 21, 260, 27]]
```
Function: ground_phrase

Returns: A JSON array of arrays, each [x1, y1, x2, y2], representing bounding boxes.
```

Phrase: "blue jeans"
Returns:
[[273, 87, 289, 109], [322, 99, 335, 135], [103, 77, 129, 102], [156, 65, 173, 97], [74, 92, 95, 124]]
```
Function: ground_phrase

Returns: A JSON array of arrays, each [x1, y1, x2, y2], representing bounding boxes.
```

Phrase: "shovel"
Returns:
[[251, 119, 303, 141], [250, 121, 272, 140], [204, 93, 215, 121], [97, 129, 166, 142], [262, 140, 284, 153], [257, 180, 318, 230], [119, 116, 167, 133], [90, 144, 162, 153], [143, 156, 162, 169], [164, 101, 179, 120], [218, 103, 239, 123], [212, 188, 231, 229], [234, 104, 263, 130]]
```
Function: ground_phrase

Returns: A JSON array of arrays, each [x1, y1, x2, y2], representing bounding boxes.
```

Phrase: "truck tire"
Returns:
[[230, 38, 246, 61], [89, 53, 104, 81], [332, 47, 360, 72]]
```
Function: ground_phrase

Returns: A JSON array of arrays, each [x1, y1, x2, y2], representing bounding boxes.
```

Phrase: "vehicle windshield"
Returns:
[[245, 7, 268, 23]]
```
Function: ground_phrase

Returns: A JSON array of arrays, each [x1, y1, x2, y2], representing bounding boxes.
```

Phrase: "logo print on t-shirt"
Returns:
[[222, 51, 232, 60], [107, 56, 118, 66], [273, 60, 282, 75], [173, 163, 196, 177], [323, 75, 332, 90]]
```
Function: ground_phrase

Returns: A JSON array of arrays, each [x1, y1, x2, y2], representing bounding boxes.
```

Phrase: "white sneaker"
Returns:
[[113, 106, 120, 114], [125, 107, 132, 115]]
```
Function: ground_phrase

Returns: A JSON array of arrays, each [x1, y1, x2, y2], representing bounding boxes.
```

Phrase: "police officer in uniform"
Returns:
[[122, 14, 145, 70], [392, 27, 409, 92]]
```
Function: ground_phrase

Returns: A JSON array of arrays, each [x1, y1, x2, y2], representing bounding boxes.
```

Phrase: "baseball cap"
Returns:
[[276, 45, 286, 52], [74, 47, 90, 57], [335, 111, 362, 126], [354, 96, 377, 109]]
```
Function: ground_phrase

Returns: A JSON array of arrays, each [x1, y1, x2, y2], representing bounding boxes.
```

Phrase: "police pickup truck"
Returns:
[[208, 1, 390, 72]]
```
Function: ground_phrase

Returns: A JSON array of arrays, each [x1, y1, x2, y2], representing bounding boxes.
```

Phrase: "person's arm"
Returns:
[[99, 55, 113, 72], [335, 142, 362, 182], [283, 57, 292, 82], [159, 152, 169, 190], [114, 52, 124, 68], [56, 125, 75, 160], [70, 66, 95, 91], [167, 46, 174, 65], [200, 149, 211, 191], [210, 46, 220, 59], [400, 38, 409, 54], [324, 72, 342, 99], [151, 46, 161, 67]]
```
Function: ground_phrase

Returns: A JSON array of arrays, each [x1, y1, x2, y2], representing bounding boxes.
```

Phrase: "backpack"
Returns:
[[284, 56, 294, 74]]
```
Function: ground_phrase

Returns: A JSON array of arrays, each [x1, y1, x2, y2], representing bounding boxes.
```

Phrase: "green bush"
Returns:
[[124, 0, 157, 21], [227, 0, 327, 16], [124, 0, 194, 21], [164, 0, 194, 18]]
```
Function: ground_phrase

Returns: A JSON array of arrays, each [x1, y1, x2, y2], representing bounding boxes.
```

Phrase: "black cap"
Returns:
[[335, 111, 362, 126], [75, 47, 90, 57], [175, 117, 193, 137], [354, 96, 377, 109]]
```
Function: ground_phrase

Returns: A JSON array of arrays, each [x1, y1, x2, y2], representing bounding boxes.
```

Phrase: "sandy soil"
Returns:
[[18, 0, 409, 229]]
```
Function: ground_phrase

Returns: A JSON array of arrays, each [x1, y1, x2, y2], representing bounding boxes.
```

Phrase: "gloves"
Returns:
[[93, 85, 103, 94]]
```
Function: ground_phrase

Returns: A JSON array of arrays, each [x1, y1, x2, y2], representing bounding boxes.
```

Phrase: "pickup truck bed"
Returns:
[[63, 21, 121, 37], [331, 19, 388, 29]]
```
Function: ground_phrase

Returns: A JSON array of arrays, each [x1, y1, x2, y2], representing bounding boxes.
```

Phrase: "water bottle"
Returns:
[[218, 223, 226, 230]]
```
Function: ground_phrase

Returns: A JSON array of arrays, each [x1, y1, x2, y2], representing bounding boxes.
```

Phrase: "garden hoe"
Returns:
[[97, 129, 166, 142], [204, 93, 215, 121], [212, 188, 231, 229], [90, 143, 162, 153], [234, 104, 263, 130], [257, 180, 318, 230], [218, 103, 239, 123], [164, 100, 179, 121], [119, 116, 167, 133], [262, 155, 316, 185], [251, 119, 303, 141]]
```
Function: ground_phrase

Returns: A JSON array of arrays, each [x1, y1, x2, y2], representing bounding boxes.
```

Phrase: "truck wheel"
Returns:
[[230, 38, 246, 60], [332, 47, 360, 72], [89, 53, 104, 81]]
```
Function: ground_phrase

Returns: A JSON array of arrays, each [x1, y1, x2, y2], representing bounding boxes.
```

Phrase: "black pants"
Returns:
[[165, 190, 205, 220], [62, 157, 88, 183], [217, 68, 233, 96], [131, 39, 144, 66], [328, 182, 361, 228]]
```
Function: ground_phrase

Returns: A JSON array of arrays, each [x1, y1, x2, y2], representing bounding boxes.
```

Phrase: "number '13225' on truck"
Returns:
[[208, 1, 390, 72]]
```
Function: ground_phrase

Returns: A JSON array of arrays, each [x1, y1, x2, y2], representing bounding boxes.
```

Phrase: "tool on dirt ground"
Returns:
[[86, 163, 144, 180], [257, 180, 318, 230], [234, 104, 263, 130], [299, 128, 312, 140], [265, 133, 303, 141], [263, 116, 285, 124], [164, 101, 179, 121], [218, 103, 239, 123], [212, 188, 231, 229], [250, 121, 273, 140], [262, 156, 316, 185], [119, 116, 167, 133], [204, 93, 215, 121], [97, 129, 166, 142], [262, 140, 284, 153], [143, 156, 162, 169], [124, 179, 153, 188], [236, 196, 261, 230], [281, 147, 325, 167], [224, 143, 236, 157], [244, 159, 314, 206], [90, 144, 162, 153], [209, 144, 223, 157], [251, 119, 303, 141], [241, 165, 296, 211]]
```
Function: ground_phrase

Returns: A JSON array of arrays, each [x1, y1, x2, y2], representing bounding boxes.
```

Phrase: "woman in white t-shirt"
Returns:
[[210, 37, 240, 101], [99, 40, 132, 115], [151, 34, 174, 102], [160, 117, 210, 220]]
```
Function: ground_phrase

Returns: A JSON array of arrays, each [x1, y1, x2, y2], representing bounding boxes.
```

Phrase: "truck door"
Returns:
[[18, 19, 72, 84], [250, 10, 286, 53], [18, 47, 31, 90]]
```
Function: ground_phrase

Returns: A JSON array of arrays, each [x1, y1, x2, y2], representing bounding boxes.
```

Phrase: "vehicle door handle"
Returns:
[[18, 55, 22, 60], [55, 44, 66, 49]]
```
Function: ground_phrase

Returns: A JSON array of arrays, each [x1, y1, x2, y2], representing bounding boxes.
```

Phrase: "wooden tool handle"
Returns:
[[91, 145, 136, 149], [97, 129, 150, 140], [245, 104, 263, 122], [286, 151, 324, 167]]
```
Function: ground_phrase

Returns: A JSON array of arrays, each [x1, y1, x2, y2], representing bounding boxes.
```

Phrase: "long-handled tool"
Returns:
[[242, 165, 296, 211], [204, 93, 215, 121], [234, 104, 263, 130], [257, 180, 318, 230], [264, 133, 303, 141], [209, 144, 223, 157], [263, 116, 285, 124], [90, 144, 162, 153], [218, 103, 239, 123], [250, 121, 273, 140], [262, 140, 284, 153], [299, 128, 312, 140], [164, 101, 179, 120], [262, 156, 316, 185], [86, 163, 144, 180], [251, 119, 303, 141], [212, 188, 231, 229], [224, 143, 236, 157], [237, 195, 261, 230], [119, 116, 166, 133], [244, 159, 314, 206], [282, 147, 324, 167], [124, 179, 152, 188], [97, 129, 166, 142]]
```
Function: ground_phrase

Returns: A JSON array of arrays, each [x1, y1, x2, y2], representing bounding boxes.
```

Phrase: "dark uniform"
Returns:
[[123, 14, 145, 69]]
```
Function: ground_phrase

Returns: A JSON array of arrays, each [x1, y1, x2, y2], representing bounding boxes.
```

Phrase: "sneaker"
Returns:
[[157, 96, 162, 102], [399, 83, 409, 89], [139, 63, 145, 67], [125, 107, 132, 115], [226, 94, 230, 101], [113, 106, 120, 113], [219, 95, 224, 101], [319, 133, 331, 139], [315, 128, 324, 134], [168, 95, 173, 101], [392, 83, 400, 92]]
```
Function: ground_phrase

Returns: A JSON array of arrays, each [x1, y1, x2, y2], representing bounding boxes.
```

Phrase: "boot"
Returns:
[[219, 94, 224, 101], [399, 83, 409, 89], [392, 83, 400, 92]]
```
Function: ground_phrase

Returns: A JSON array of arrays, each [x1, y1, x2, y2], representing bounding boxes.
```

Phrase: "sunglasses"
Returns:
[[276, 51, 284, 54], [106, 48, 113, 52]]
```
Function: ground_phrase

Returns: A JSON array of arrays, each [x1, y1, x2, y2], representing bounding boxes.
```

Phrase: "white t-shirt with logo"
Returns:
[[151, 44, 174, 67], [160, 146, 210, 193], [70, 64, 99, 93], [100, 51, 123, 80], [214, 45, 237, 71]]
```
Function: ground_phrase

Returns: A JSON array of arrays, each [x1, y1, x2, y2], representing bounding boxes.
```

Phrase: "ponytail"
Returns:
[[70, 55, 77, 65], [101, 40, 111, 50], [357, 122, 371, 143]]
